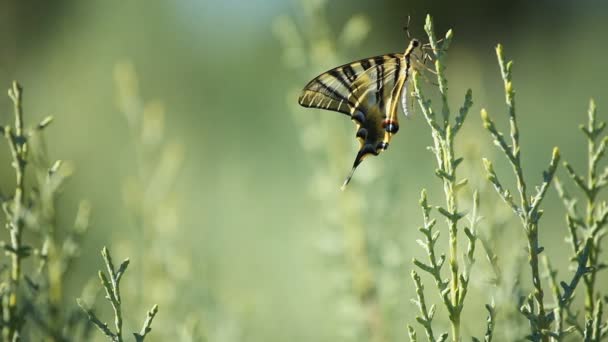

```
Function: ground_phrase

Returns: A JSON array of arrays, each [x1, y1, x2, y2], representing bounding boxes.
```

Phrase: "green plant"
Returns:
[[480, 45, 593, 341], [0, 82, 94, 341], [77, 247, 158, 342], [408, 15, 485, 342], [1, 81, 32, 340], [554, 99, 608, 340], [405, 15, 607, 342], [277, 9, 608, 341], [0, 80, 174, 342]]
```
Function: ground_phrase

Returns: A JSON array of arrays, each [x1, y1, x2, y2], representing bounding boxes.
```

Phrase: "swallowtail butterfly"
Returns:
[[298, 39, 420, 189]]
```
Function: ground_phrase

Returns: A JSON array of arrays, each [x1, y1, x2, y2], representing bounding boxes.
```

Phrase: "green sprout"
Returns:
[[77, 247, 158, 342]]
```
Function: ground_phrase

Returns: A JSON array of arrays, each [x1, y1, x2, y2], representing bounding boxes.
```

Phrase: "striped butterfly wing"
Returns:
[[298, 54, 402, 116], [298, 54, 411, 188]]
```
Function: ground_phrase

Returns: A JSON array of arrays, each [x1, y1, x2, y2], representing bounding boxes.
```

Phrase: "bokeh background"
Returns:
[[0, 0, 607, 341]]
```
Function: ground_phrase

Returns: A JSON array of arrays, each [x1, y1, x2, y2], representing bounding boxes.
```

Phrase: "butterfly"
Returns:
[[298, 38, 421, 189]]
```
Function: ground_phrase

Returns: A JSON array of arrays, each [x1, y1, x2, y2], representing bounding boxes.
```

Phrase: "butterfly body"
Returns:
[[298, 39, 420, 188]]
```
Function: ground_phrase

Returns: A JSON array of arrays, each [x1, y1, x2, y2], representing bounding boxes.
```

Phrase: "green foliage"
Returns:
[[409, 14, 481, 342], [1, 72, 197, 342], [77, 247, 158, 342], [2, 81, 30, 340], [1, 6, 608, 342], [0, 82, 95, 341], [554, 99, 608, 340], [275, 4, 608, 340], [0, 68, 198, 341], [403, 14, 608, 342], [480, 44, 603, 341], [0, 81, 163, 341]]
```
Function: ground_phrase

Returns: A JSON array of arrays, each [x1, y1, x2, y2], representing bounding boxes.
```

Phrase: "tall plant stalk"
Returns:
[[409, 15, 478, 342], [555, 99, 608, 340]]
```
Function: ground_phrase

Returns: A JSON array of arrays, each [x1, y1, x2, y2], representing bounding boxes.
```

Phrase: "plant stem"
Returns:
[[444, 128, 461, 342], [481, 45, 562, 342], [3, 81, 28, 341], [425, 17, 463, 342], [79, 246, 158, 341], [411, 15, 473, 342], [527, 224, 547, 338], [584, 100, 601, 315], [558, 99, 608, 326]]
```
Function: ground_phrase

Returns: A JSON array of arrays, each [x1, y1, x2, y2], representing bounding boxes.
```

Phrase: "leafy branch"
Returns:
[[409, 14, 479, 342], [472, 304, 496, 342], [0, 81, 100, 340], [554, 99, 608, 340], [1, 82, 30, 341], [0, 82, 61, 340], [77, 247, 158, 342], [479, 44, 593, 342], [408, 270, 448, 342]]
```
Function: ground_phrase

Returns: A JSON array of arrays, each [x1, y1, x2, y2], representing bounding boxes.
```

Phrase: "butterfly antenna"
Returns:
[[403, 15, 412, 40]]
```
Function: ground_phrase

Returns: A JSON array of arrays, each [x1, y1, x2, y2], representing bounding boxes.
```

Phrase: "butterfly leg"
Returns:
[[413, 65, 440, 87]]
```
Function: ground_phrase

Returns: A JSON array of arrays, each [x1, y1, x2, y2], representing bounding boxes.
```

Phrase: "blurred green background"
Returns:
[[1, 0, 607, 340]]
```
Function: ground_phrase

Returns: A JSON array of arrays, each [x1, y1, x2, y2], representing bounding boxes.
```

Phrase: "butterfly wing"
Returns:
[[343, 57, 409, 188], [298, 54, 402, 114], [298, 54, 412, 188]]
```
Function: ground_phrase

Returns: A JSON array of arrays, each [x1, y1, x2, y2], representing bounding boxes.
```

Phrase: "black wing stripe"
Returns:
[[393, 56, 401, 87], [314, 80, 356, 108], [298, 91, 351, 115], [373, 56, 385, 67], [343, 65, 357, 82], [327, 69, 354, 92], [361, 59, 372, 71]]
